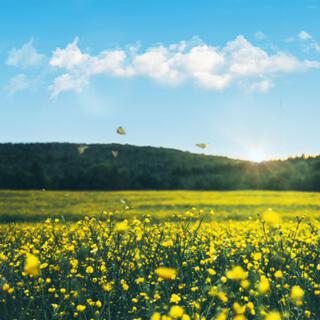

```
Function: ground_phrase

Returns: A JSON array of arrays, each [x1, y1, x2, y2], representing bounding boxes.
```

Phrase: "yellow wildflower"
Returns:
[[169, 305, 184, 318], [24, 253, 40, 277], [155, 267, 177, 280], [76, 305, 86, 312], [170, 293, 181, 304], [265, 311, 281, 320], [290, 285, 304, 304], [226, 266, 248, 280]]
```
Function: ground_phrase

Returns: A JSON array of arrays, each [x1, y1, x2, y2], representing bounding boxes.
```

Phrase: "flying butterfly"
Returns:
[[120, 199, 131, 210], [195, 143, 209, 149], [112, 150, 119, 158], [116, 126, 126, 135], [78, 145, 88, 155]]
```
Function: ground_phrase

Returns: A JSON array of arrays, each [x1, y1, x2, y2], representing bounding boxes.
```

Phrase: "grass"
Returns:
[[0, 190, 319, 222], [0, 190, 319, 318]]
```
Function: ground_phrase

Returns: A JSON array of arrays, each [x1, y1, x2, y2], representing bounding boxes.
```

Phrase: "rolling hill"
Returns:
[[0, 143, 319, 191]]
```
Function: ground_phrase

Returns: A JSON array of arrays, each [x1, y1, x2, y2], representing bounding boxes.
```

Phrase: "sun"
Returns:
[[247, 148, 269, 163]]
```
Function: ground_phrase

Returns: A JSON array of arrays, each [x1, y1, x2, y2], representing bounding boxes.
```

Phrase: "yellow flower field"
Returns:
[[0, 207, 319, 319]]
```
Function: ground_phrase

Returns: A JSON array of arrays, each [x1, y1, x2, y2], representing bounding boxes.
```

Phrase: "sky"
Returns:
[[0, 0, 320, 161]]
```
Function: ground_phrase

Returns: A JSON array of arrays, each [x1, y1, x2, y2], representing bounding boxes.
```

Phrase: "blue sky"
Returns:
[[1, 0, 320, 161]]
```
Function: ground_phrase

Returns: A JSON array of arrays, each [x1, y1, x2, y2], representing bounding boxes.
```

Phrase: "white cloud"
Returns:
[[225, 36, 302, 76], [50, 38, 89, 70], [247, 79, 274, 93], [49, 73, 88, 98], [314, 43, 320, 53], [299, 31, 312, 41], [304, 60, 320, 68], [132, 46, 183, 83], [48, 35, 320, 96], [254, 31, 267, 40], [6, 40, 45, 68], [5, 74, 30, 94], [50, 37, 134, 76], [297, 31, 320, 54]]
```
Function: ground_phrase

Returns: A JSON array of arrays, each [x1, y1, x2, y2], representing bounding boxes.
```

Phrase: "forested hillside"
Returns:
[[0, 143, 319, 190]]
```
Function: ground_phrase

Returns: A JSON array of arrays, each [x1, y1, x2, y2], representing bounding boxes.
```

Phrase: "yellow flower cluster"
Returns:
[[0, 213, 318, 319]]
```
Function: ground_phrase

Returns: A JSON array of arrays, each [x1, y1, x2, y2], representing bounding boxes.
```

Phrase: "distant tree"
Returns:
[[0, 143, 319, 191]]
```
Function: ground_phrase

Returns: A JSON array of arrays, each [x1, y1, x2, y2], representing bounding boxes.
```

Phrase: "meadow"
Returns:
[[0, 190, 319, 222], [0, 190, 319, 319]]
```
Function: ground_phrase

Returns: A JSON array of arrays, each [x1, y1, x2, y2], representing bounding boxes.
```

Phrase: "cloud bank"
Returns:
[[48, 36, 320, 97], [5, 36, 320, 97]]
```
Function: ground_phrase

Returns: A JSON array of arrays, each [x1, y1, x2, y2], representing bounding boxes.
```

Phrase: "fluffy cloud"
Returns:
[[6, 40, 45, 68], [48, 74, 88, 97], [50, 37, 134, 76], [254, 31, 267, 40], [5, 74, 30, 94], [298, 31, 320, 53], [49, 35, 319, 96], [299, 31, 312, 41]]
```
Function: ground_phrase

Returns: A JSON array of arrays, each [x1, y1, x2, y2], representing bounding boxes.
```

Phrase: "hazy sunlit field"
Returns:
[[0, 190, 319, 222], [0, 191, 319, 319]]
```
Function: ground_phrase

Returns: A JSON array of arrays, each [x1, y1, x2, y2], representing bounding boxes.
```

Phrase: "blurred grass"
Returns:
[[0, 190, 319, 223]]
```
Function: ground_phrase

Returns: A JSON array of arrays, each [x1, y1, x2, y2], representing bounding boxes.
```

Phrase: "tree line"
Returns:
[[0, 143, 319, 191]]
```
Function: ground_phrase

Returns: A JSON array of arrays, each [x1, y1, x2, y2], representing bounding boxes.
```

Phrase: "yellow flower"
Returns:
[[253, 252, 261, 260], [215, 309, 228, 320], [86, 266, 94, 274], [24, 253, 40, 277], [102, 282, 113, 292], [233, 302, 246, 314], [2, 283, 10, 291], [162, 239, 174, 247], [217, 291, 228, 303], [290, 285, 304, 304], [226, 266, 248, 280], [155, 267, 177, 280], [274, 270, 283, 279], [151, 312, 161, 320], [115, 220, 129, 232], [304, 310, 311, 318], [135, 277, 145, 284], [240, 279, 250, 289], [262, 209, 282, 227], [170, 293, 181, 304], [40, 263, 48, 269], [208, 268, 216, 275], [120, 279, 129, 291], [258, 275, 270, 294], [0, 253, 7, 261], [265, 311, 281, 320], [76, 305, 86, 312], [169, 305, 184, 318]]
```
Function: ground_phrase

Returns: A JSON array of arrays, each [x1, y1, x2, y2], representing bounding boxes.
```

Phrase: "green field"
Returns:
[[0, 190, 319, 222]]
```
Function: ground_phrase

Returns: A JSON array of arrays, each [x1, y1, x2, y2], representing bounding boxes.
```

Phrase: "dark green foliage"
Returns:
[[0, 143, 319, 190]]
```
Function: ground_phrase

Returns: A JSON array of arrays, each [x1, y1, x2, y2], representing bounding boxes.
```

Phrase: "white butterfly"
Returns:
[[78, 145, 88, 155], [195, 143, 209, 149], [112, 150, 119, 158], [116, 126, 126, 135]]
